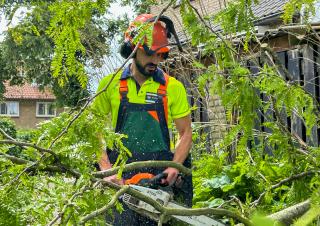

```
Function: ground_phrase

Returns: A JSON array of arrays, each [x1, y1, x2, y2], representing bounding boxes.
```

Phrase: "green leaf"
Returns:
[[206, 175, 231, 189]]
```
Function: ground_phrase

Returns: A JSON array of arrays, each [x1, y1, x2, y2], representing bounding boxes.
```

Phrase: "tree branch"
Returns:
[[0, 127, 15, 141], [79, 185, 130, 225], [0, 152, 65, 173], [251, 171, 319, 207], [0, 139, 59, 159], [268, 199, 311, 225], [99, 180, 253, 226], [165, 207, 252, 226], [158, 212, 167, 226], [93, 161, 192, 178], [0, 152, 31, 165], [47, 183, 95, 226], [186, 1, 238, 56]]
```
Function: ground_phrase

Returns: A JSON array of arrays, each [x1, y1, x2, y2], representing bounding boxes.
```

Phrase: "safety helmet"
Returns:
[[119, 14, 182, 59], [126, 14, 169, 54]]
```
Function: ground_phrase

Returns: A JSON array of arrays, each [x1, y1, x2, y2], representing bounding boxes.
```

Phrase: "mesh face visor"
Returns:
[[125, 14, 183, 56]]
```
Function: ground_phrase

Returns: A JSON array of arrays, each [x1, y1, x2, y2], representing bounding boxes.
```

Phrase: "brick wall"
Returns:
[[9, 100, 64, 129], [208, 95, 227, 142]]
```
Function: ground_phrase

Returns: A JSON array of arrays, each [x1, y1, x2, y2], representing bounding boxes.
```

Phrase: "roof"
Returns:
[[252, 0, 289, 23], [3, 82, 56, 100], [176, 0, 290, 44]]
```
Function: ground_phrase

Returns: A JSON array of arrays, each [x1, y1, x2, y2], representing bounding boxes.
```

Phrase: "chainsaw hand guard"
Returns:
[[125, 172, 169, 189]]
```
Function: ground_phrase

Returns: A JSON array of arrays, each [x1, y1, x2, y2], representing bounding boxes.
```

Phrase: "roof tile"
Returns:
[[3, 82, 56, 100]]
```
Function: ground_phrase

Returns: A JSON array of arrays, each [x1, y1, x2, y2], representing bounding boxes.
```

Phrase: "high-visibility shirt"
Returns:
[[92, 66, 190, 129]]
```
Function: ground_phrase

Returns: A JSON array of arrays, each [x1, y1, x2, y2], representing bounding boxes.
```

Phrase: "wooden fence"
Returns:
[[168, 43, 320, 149], [248, 44, 320, 147]]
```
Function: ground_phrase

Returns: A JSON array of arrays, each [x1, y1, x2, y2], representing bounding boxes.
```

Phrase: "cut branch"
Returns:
[[0, 127, 15, 141], [267, 199, 311, 225], [0, 139, 59, 159], [251, 171, 319, 207], [0, 152, 31, 165], [79, 185, 130, 225], [100, 180, 253, 226], [93, 161, 192, 178], [47, 184, 94, 226]]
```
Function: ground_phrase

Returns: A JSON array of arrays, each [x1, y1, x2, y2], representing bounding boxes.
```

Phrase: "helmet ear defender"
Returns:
[[119, 41, 135, 59], [119, 15, 182, 59]]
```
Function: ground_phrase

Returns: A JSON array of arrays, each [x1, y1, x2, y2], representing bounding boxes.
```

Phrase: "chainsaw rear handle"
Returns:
[[150, 172, 168, 186]]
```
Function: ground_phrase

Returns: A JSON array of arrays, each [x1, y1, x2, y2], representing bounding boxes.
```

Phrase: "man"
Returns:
[[92, 14, 192, 225]]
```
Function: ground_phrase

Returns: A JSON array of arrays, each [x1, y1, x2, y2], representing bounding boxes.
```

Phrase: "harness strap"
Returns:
[[119, 74, 170, 123], [119, 79, 128, 100], [116, 73, 170, 150], [157, 73, 169, 123]]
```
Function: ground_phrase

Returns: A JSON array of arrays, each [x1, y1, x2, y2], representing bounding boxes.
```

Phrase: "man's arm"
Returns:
[[98, 134, 123, 184], [164, 115, 192, 184], [98, 150, 112, 170]]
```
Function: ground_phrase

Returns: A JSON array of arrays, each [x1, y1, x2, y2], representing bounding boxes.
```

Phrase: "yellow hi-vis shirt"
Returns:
[[92, 67, 190, 129]]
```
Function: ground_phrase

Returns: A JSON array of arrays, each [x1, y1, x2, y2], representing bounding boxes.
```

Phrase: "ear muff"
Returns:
[[162, 52, 169, 60], [119, 41, 135, 59]]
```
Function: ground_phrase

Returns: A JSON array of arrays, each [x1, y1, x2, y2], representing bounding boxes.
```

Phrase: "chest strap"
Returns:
[[119, 79, 129, 100], [157, 74, 169, 123], [119, 74, 170, 122]]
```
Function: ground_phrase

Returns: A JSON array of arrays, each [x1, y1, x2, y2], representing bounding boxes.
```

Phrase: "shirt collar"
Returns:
[[120, 64, 166, 85]]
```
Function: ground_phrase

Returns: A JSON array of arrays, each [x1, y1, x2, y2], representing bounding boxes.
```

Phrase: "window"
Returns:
[[36, 102, 56, 117], [0, 102, 19, 117]]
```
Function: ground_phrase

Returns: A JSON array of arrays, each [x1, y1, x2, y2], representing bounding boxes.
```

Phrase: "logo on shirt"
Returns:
[[145, 92, 159, 103]]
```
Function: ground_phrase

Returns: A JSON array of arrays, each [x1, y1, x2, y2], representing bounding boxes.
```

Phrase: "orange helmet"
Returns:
[[119, 14, 183, 59], [125, 14, 170, 54]]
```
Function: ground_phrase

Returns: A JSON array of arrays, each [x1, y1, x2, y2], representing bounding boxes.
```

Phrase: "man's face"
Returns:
[[134, 48, 166, 77]]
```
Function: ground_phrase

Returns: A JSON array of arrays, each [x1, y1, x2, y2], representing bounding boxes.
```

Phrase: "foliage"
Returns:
[[282, 0, 318, 23], [0, 109, 130, 224], [0, 0, 127, 107], [46, 0, 107, 87], [181, 0, 320, 224], [1, 0, 320, 225], [0, 117, 17, 139]]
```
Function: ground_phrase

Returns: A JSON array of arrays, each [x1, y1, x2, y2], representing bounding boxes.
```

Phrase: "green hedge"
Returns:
[[0, 117, 17, 139]]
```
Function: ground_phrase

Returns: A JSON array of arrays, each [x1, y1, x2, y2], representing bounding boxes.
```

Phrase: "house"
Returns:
[[151, 0, 320, 145], [1, 82, 63, 129]]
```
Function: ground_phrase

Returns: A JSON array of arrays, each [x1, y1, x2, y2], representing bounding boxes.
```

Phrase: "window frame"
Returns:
[[0, 101, 20, 117], [36, 102, 56, 118]]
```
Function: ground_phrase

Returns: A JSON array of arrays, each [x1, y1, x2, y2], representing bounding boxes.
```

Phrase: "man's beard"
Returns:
[[135, 59, 157, 78]]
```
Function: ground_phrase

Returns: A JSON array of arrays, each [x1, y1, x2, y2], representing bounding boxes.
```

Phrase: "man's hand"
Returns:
[[103, 174, 124, 185], [163, 167, 179, 185]]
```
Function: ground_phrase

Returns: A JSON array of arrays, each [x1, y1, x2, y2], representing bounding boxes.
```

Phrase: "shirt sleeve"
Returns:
[[169, 79, 191, 119], [91, 76, 111, 117]]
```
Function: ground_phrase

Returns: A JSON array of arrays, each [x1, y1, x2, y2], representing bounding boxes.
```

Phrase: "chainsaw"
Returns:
[[122, 173, 225, 226]]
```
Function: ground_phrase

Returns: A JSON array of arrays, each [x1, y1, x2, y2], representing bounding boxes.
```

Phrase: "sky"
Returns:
[[0, 2, 135, 91], [0, 9, 22, 41], [0, 17, 6, 36], [0, 2, 134, 41]]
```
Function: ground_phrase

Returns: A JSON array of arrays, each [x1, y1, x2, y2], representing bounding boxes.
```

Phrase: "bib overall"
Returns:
[[106, 69, 192, 225]]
